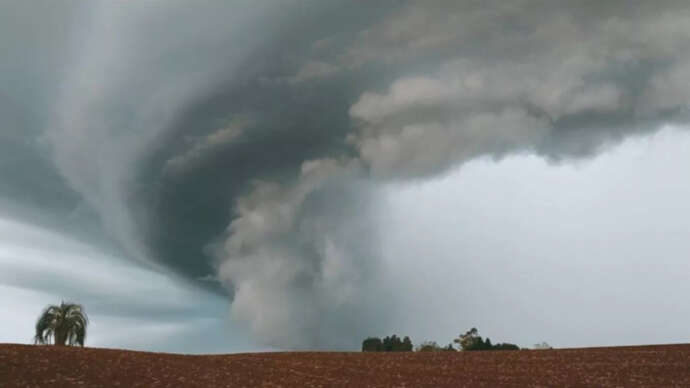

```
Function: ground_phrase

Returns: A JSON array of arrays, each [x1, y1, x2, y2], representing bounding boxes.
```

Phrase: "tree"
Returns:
[[443, 343, 456, 351], [365, 335, 413, 352], [35, 302, 88, 346], [383, 335, 403, 351], [382, 335, 394, 351], [401, 336, 413, 351], [491, 342, 520, 351], [534, 342, 552, 350], [454, 327, 484, 351], [454, 328, 519, 351], [362, 337, 383, 352]]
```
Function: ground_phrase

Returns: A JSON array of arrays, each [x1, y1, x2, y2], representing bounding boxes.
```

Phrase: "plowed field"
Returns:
[[2, 343, 690, 387]]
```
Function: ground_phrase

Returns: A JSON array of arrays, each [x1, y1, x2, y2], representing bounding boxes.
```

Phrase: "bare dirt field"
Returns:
[[2, 343, 690, 387]]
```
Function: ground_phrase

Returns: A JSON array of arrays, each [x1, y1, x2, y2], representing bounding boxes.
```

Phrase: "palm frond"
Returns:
[[34, 302, 88, 346], [65, 313, 88, 345], [34, 305, 60, 345]]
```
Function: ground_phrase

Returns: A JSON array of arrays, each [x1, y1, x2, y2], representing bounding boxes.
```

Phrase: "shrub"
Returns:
[[415, 341, 442, 352]]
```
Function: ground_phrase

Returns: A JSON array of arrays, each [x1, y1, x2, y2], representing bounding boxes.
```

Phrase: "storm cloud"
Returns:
[[2, 1, 690, 349]]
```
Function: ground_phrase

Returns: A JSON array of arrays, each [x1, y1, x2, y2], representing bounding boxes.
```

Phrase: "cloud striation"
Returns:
[[2, 0, 690, 349]]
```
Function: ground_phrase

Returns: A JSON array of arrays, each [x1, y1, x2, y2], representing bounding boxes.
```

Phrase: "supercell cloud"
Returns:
[[2, 1, 690, 349]]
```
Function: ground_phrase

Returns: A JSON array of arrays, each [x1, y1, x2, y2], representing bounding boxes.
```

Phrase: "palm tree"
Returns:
[[34, 302, 88, 346]]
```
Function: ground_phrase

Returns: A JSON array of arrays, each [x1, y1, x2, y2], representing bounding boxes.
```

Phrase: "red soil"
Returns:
[[2, 343, 690, 387]]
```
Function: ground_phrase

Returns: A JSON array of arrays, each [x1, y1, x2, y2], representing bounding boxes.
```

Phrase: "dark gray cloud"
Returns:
[[340, 1, 690, 178], [2, 0, 690, 349]]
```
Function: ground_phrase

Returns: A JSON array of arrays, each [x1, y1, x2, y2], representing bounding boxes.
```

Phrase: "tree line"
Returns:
[[363, 327, 528, 352], [361, 335, 413, 351]]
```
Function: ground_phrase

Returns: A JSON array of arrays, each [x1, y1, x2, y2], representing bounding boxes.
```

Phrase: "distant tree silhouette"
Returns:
[[35, 302, 88, 346], [382, 335, 394, 351], [362, 337, 383, 352], [455, 327, 484, 351], [415, 341, 444, 352], [454, 328, 518, 351], [363, 335, 413, 352], [492, 342, 520, 350], [401, 336, 413, 351], [416, 341, 457, 352], [415, 341, 440, 352]]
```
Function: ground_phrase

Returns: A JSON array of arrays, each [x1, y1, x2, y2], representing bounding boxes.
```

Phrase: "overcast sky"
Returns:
[[1, 1, 690, 352]]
